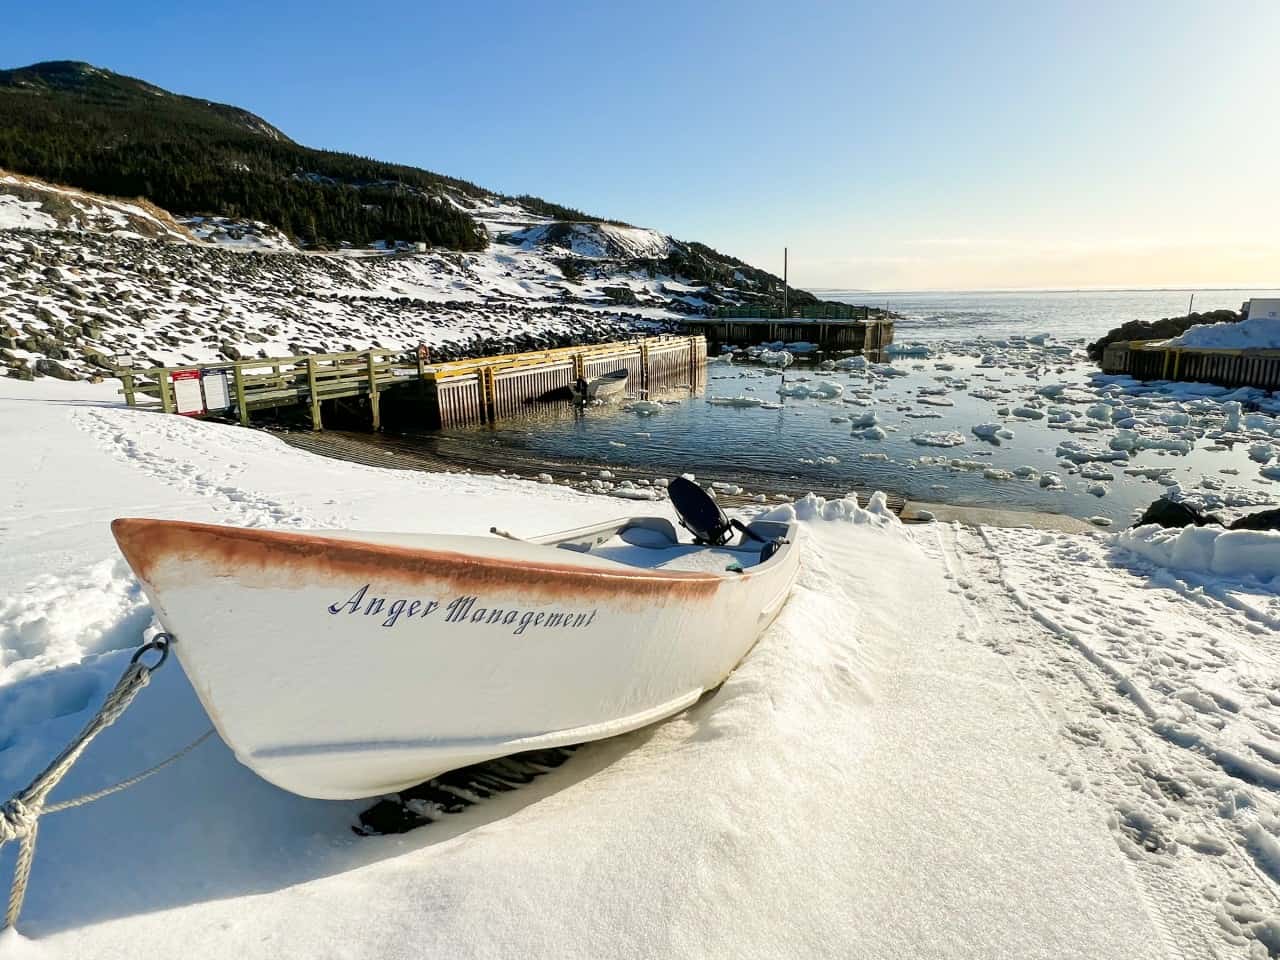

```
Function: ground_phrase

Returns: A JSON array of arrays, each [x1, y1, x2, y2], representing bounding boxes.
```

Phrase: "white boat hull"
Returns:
[[112, 517, 798, 799]]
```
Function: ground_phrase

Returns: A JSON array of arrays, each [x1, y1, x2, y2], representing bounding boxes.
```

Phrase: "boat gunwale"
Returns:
[[111, 517, 798, 602]]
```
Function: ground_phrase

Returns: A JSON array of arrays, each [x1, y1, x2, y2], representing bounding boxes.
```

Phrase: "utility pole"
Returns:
[[1187, 292, 1196, 317], [782, 247, 788, 319]]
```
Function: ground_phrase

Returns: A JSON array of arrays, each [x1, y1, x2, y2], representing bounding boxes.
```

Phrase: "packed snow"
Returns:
[[1164, 313, 1280, 351], [3, 378, 1279, 957]]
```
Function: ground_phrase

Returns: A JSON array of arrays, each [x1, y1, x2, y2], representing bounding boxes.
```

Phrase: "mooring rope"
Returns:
[[0, 634, 211, 931]]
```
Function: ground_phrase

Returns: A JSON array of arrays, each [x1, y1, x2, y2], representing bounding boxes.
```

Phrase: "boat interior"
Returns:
[[535, 477, 792, 574]]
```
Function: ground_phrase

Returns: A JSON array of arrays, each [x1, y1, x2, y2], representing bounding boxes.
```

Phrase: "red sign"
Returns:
[[171, 369, 205, 416]]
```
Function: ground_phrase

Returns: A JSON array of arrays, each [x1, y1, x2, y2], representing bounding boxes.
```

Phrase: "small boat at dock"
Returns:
[[110, 479, 798, 799], [572, 368, 628, 401]]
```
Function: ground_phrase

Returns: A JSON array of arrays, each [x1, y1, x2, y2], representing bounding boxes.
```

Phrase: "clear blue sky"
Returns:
[[4, 0, 1277, 290]]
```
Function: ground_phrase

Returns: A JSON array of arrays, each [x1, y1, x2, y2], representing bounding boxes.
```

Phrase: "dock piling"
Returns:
[[306, 358, 322, 431], [365, 351, 381, 431]]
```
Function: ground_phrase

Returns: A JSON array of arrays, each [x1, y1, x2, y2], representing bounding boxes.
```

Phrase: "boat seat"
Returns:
[[668, 477, 732, 545]]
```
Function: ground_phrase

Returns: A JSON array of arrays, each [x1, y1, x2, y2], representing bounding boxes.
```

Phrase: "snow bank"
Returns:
[[1117, 523, 1280, 580], [1163, 315, 1274, 350]]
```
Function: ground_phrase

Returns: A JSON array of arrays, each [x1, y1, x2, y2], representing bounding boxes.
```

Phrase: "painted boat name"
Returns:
[[327, 585, 597, 635]]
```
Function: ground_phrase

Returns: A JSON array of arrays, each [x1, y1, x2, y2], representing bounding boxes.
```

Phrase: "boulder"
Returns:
[[1133, 497, 1224, 529], [34, 358, 79, 381], [1228, 508, 1280, 532]]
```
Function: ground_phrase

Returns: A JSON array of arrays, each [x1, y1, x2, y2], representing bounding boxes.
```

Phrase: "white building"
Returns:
[[1245, 298, 1280, 321]]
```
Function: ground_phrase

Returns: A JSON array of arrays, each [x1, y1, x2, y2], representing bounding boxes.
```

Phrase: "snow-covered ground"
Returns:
[[1166, 313, 1280, 351], [3, 378, 1280, 958], [178, 216, 298, 252]]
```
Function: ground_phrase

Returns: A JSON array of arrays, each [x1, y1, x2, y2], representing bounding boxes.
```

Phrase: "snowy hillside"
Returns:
[[178, 216, 298, 252], [0, 173, 190, 241], [508, 221, 674, 260], [3, 376, 1280, 958], [0, 171, 825, 381]]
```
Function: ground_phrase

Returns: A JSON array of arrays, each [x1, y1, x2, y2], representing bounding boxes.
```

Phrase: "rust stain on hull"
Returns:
[[112, 518, 725, 602]]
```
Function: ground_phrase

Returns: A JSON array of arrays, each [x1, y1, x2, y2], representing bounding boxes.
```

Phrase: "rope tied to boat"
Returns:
[[0, 633, 211, 932]]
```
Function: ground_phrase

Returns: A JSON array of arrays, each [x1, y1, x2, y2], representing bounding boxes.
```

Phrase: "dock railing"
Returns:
[[117, 348, 413, 430]]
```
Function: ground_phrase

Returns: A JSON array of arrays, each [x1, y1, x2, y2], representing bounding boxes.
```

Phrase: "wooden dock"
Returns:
[[116, 335, 708, 430], [681, 316, 893, 352], [1101, 340, 1280, 390], [421, 335, 705, 428], [117, 349, 417, 430]]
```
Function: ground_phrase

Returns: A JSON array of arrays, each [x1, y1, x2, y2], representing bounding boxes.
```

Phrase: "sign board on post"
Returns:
[[171, 370, 205, 416], [201, 370, 231, 412]]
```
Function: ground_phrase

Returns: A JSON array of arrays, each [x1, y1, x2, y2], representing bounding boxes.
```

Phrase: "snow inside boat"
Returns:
[[110, 480, 798, 799]]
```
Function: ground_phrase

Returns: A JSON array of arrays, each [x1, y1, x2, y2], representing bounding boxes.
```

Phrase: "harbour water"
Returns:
[[822, 287, 1280, 342], [423, 290, 1280, 525]]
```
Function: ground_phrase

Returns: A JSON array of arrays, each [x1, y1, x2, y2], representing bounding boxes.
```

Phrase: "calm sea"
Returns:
[[818, 288, 1280, 343]]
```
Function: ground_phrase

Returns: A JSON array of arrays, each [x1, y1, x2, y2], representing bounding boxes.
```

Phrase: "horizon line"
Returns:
[[806, 285, 1280, 296]]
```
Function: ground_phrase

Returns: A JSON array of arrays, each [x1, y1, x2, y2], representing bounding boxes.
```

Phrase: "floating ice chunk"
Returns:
[[1088, 483, 1107, 497], [1057, 440, 1129, 464], [626, 399, 663, 415], [711, 481, 743, 494], [833, 355, 867, 371], [1250, 443, 1275, 463], [983, 468, 1013, 481], [536, 473, 554, 483], [1012, 406, 1045, 420], [1039, 473, 1063, 488], [886, 342, 932, 357], [1086, 403, 1113, 422], [848, 411, 878, 429], [1013, 465, 1038, 478], [859, 426, 887, 441], [777, 383, 812, 398], [608, 441, 626, 448], [1089, 516, 1112, 526], [910, 431, 966, 447], [598, 470, 614, 479], [810, 380, 844, 399], [1124, 466, 1174, 480], [708, 396, 765, 408], [859, 452, 890, 461], [1110, 429, 1191, 454], [1079, 464, 1114, 481], [1222, 401, 1242, 432], [971, 423, 1014, 444], [757, 349, 793, 367]]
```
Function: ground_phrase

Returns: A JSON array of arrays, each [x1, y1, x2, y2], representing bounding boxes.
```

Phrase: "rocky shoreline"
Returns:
[[0, 228, 691, 382]]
